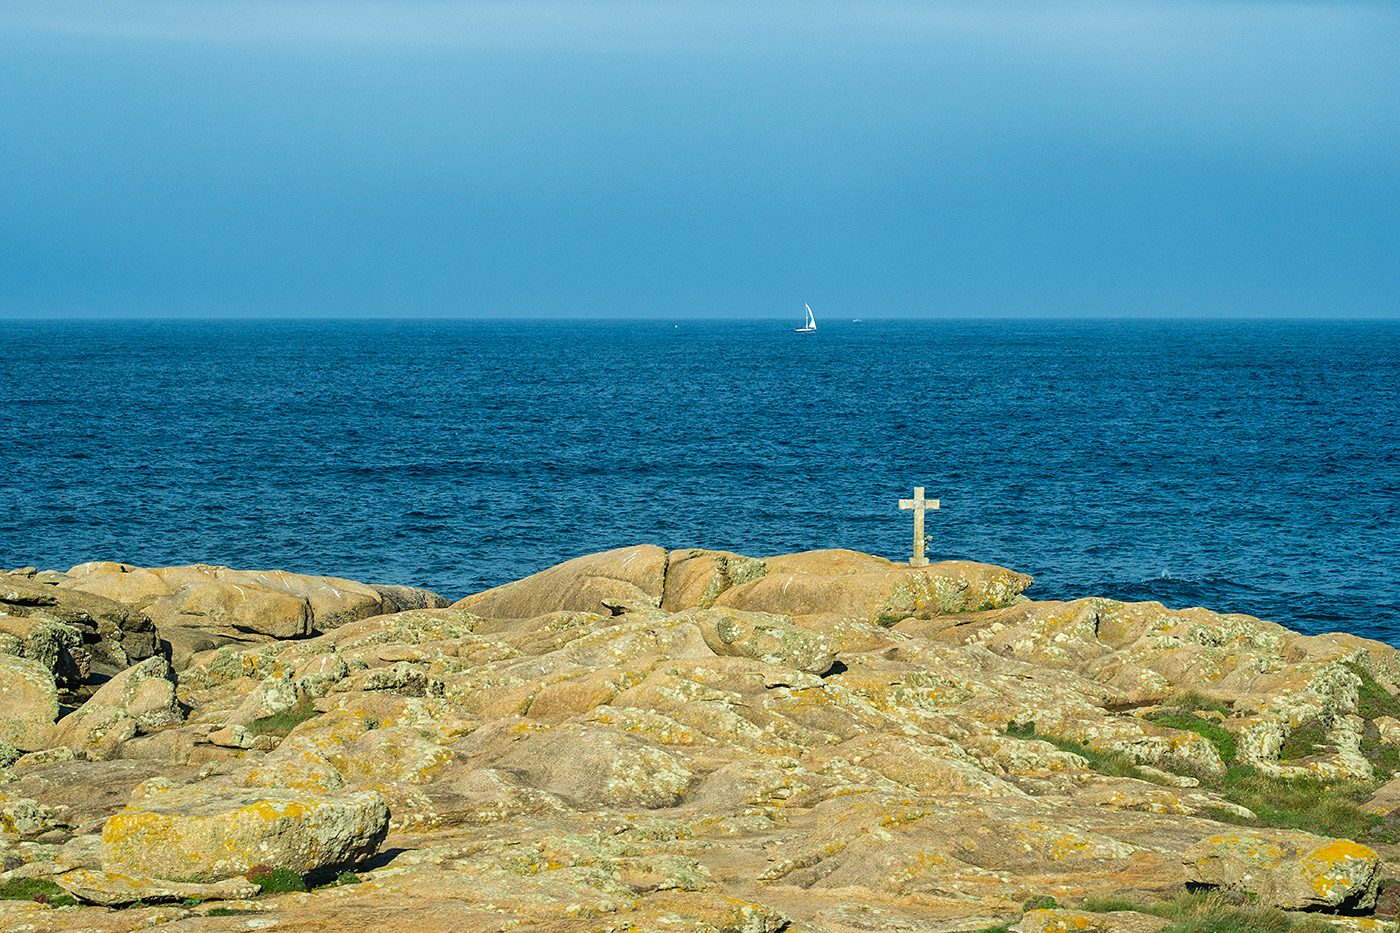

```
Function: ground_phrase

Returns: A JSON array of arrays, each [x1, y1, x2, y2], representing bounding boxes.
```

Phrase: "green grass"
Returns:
[[1349, 662, 1400, 721], [205, 907, 255, 916], [1006, 721, 1165, 783], [1076, 891, 1330, 933], [1021, 894, 1059, 911], [0, 878, 77, 906], [1147, 710, 1238, 765], [1279, 717, 1330, 761], [1172, 691, 1233, 717], [1213, 766, 1397, 842], [1077, 896, 1139, 913], [1009, 718, 1400, 844], [1362, 720, 1400, 778], [246, 867, 308, 894], [245, 699, 318, 738]]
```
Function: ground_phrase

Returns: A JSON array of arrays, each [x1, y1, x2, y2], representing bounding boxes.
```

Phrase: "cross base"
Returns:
[[909, 557, 929, 568]]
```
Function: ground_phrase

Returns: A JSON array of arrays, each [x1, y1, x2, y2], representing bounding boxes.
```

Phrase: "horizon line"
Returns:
[[3, 314, 1398, 323]]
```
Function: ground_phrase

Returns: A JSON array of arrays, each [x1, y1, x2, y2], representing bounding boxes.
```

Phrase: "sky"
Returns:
[[0, 1, 1397, 319]]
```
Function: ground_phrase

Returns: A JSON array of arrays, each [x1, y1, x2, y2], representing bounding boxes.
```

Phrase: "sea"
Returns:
[[2, 318, 1398, 642]]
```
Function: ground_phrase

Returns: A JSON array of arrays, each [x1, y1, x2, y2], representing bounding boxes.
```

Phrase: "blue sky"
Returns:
[[1, 1, 1396, 318]]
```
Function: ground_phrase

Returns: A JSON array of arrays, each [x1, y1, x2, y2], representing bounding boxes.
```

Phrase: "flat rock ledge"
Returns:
[[55, 868, 259, 906]]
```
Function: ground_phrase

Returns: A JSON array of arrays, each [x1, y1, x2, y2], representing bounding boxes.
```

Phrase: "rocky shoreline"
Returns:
[[2, 546, 1399, 931]]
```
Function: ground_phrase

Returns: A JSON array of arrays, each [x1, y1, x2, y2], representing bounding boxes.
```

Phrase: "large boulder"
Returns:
[[0, 615, 87, 688], [1183, 830, 1381, 910], [454, 546, 1030, 624], [0, 655, 58, 751], [101, 783, 389, 881], [53, 657, 183, 759], [454, 545, 668, 618], [709, 550, 1032, 620]]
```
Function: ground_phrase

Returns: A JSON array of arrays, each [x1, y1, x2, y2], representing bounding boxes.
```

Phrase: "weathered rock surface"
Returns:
[[1184, 830, 1381, 910], [714, 550, 1033, 618], [2, 546, 1398, 931], [0, 654, 59, 751], [52, 656, 184, 759]]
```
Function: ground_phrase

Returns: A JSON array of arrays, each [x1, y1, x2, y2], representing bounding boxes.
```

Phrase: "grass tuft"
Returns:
[[1348, 662, 1400, 721], [1173, 691, 1233, 717], [1278, 717, 1330, 761], [1006, 721, 1165, 783], [1147, 710, 1237, 765], [245, 699, 318, 738], [1077, 896, 1139, 913], [1131, 891, 1329, 933], [246, 866, 308, 894], [0, 878, 76, 906]]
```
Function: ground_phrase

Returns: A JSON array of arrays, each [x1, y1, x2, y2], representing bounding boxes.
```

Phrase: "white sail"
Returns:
[[794, 302, 817, 333]]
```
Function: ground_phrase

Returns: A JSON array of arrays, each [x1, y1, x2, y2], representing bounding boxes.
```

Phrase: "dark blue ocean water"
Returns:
[[2, 319, 1398, 641]]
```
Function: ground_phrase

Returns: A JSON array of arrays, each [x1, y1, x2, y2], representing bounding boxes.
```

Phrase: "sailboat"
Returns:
[[794, 303, 817, 334]]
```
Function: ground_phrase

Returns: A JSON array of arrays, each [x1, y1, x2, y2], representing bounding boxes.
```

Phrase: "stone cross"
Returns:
[[898, 486, 940, 568]]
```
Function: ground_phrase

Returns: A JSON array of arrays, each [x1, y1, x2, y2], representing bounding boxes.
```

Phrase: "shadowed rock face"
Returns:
[[0, 546, 1397, 931], [0, 572, 158, 683]]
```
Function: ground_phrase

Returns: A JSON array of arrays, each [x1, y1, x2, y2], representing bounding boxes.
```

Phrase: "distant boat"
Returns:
[[794, 303, 817, 334]]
